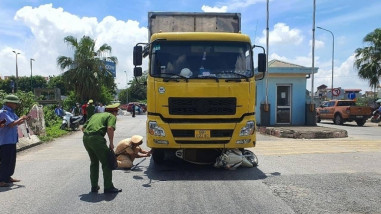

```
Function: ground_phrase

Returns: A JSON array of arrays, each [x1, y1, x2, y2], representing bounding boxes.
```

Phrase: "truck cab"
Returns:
[[133, 12, 266, 163]]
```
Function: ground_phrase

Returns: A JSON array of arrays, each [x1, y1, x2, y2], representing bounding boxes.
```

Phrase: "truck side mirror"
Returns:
[[257, 53, 266, 73], [134, 67, 142, 77], [133, 46, 143, 66]]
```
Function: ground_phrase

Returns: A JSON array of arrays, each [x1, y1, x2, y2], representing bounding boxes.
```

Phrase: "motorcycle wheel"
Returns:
[[60, 124, 66, 130]]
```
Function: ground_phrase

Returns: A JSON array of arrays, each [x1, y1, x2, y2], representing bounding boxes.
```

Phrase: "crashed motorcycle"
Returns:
[[60, 111, 83, 130], [370, 110, 381, 123]]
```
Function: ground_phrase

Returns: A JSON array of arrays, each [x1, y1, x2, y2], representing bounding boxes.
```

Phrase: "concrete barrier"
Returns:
[[16, 104, 44, 151]]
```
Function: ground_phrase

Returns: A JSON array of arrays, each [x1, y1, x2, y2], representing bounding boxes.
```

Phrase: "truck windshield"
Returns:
[[150, 41, 253, 79]]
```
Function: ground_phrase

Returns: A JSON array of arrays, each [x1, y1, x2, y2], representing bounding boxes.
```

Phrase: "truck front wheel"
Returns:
[[334, 114, 343, 125], [152, 149, 165, 164]]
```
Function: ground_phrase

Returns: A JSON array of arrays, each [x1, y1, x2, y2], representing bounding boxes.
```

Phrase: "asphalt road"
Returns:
[[318, 119, 381, 140], [1, 114, 381, 214]]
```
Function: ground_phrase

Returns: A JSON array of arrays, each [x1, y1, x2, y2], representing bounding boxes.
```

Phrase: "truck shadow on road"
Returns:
[[129, 159, 281, 187]]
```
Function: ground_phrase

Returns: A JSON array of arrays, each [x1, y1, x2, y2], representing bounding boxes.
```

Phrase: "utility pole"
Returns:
[[12, 50, 20, 92], [30, 58, 35, 92], [124, 71, 129, 104], [317, 26, 334, 99]]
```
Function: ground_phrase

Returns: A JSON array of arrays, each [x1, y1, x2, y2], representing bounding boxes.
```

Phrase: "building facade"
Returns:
[[256, 60, 318, 126]]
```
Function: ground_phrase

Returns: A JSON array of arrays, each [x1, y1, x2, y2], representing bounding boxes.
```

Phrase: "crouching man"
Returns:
[[115, 135, 151, 168]]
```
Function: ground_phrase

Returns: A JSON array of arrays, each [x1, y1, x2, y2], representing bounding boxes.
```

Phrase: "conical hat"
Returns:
[[131, 135, 143, 144]]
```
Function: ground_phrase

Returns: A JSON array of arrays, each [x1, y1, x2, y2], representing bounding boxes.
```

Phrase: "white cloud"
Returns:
[[1, 4, 147, 89], [308, 54, 371, 92], [269, 52, 370, 92], [309, 39, 325, 49], [201, 5, 228, 12], [258, 23, 304, 46], [201, 0, 265, 12]]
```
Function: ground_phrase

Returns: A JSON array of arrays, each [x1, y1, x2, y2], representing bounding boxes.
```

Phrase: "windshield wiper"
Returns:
[[199, 75, 219, 82], [214, 71, 249, 82], [230, 72, 249, 82], [160, 73, 189, 82]]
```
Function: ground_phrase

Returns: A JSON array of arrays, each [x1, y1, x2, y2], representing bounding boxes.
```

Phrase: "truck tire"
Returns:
[[152, 149, 165, 164], [334, 114, 343, 125], [316, 115, 321, 123], [356, 119, 366, 126]]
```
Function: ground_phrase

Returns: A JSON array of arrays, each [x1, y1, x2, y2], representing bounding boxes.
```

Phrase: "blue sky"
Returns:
[[1, 0, 380, 92]]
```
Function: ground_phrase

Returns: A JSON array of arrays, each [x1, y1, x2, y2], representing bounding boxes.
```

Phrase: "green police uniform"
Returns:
[[86, 104, 96, 119], [83, 112, 116, 190]]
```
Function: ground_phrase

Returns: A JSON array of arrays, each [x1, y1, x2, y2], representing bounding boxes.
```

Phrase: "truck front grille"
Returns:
[[168, 97, 236, 115], [172, 129, 234, 137], [175, 140, 230, 144]]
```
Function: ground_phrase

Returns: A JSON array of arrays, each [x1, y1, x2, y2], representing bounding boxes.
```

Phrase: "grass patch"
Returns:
[[39, 122, 68, 142]]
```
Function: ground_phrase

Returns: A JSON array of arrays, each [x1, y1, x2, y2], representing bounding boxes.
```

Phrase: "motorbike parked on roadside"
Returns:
[[60, 111, 83, 130]]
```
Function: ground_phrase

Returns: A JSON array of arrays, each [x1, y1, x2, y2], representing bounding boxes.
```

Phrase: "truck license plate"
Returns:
[[356, 116, 363, 118], [195, 130, 210, 138]]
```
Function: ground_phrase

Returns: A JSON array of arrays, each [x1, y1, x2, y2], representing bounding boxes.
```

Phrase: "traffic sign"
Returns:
[[332, 88, 340, 96], [348, 92, 356, 100]]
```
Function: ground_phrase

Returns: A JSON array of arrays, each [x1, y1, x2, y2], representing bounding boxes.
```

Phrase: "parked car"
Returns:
[[126, 102, 147, 113], [119, 104, 129, 110], [138, 103, 147, 112], [316, 100, 372, 126]]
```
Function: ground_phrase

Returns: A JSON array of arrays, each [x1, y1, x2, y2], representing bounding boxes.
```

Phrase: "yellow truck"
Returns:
[[133, 12, 266, 163]]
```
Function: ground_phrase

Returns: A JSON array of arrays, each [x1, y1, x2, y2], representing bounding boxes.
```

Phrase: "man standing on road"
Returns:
[[0, 95, 31, 188], [86, 99, 95, 119], [81, 102, 88, 123], [82, 103, 122, 194]]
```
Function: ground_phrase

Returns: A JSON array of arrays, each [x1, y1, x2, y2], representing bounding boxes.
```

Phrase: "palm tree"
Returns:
[[354, 28, 381, 91], [57, 35, 117, 102]]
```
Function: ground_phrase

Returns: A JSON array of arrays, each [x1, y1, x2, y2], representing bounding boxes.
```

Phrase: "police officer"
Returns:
[[86, 99, 95, 119], [82, 103, 122, 194]]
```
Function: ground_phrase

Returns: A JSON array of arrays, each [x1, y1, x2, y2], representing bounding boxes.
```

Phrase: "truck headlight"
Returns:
[[239, 121, 255, 136], [148, 121, 166, 136]]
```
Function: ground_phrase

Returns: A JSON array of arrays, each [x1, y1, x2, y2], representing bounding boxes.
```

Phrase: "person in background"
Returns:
[[86, 99, 95, 119], [82, 103, 122, 194], [81, 102, 88, 123], [97, 103, 105, 113], [0, 95, 31, 187], [131, 103, 136, 118], [54, 105, 64, 117], [72, 103, 81, 116]]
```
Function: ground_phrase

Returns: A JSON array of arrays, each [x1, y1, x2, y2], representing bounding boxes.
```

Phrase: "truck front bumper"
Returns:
[[146, 115, 256, 149]]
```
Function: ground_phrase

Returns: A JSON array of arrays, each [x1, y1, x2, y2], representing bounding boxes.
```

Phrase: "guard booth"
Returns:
[[256, 60, 318, 126]]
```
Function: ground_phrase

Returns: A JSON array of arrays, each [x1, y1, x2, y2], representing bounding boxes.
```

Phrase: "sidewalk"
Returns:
[[258, 125, 348, 139]]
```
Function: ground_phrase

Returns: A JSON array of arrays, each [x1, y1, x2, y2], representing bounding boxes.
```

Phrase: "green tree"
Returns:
[[47, 75, 67, 95], [0, 91, 37, 116], [0, 77, 16, 93], [57, 35, 118, 102], [354, 28, 381, 91], [17, 75, 47, 92], [128, 74, 147, 102], [118, 88, 129, 104]]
